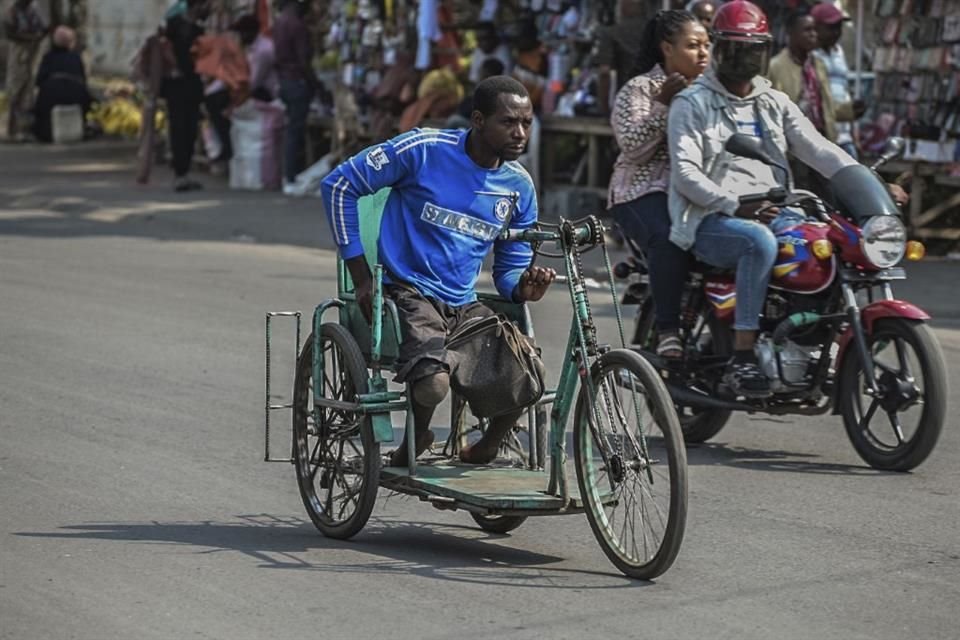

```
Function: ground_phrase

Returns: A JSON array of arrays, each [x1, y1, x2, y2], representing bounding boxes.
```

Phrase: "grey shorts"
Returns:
[[386, 284, 493, 384]]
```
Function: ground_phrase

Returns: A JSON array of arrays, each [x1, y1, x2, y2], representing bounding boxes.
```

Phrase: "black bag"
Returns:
[[445, 314, 546, 419]]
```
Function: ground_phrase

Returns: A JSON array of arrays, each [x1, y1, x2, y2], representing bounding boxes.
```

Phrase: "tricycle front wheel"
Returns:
[[574, 349, 687, 580], [293, 324, 380, 539]]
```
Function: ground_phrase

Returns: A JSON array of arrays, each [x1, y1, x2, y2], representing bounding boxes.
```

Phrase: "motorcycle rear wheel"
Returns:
[[838, 318, 946, 471], [634, 300, 733, 443]]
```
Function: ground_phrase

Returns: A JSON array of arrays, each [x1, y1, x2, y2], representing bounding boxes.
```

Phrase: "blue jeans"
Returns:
[[611, 192, 690, 332], [279, 78, 314, 183], [692, 210, 805, 330]]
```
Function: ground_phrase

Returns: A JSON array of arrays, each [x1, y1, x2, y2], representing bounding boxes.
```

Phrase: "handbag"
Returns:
[[445, 314, 547, 419]]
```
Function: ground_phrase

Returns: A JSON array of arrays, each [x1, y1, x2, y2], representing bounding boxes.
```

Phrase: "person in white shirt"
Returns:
[[811, 2, 857, 159], [468, 22, 512, 84]]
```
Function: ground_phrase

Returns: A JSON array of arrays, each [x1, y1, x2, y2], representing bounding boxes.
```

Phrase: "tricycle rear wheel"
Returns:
[[293, 324, 380, 539], [469, 513, 527, 534], [574, 349, 687, 580]]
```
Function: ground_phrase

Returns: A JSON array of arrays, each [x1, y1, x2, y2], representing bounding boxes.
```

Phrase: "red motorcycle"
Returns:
[[617, 135, 947, 471]]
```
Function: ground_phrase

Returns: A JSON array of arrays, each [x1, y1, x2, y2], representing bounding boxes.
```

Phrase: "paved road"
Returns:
[[1, 144, 958, 639]]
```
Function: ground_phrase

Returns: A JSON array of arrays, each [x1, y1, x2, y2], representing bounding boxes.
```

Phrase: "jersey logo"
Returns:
[[494, 198, 513, 222], [366, 146, 390, 171], [421, 202, 501, 241]]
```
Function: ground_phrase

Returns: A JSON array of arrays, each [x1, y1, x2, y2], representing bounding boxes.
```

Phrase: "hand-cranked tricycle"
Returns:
[[265, 191, 688, 579]]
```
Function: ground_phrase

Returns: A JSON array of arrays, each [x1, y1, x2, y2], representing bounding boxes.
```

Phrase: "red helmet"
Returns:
[[711, 0, 773, 81], [711, 0, 772, 42]]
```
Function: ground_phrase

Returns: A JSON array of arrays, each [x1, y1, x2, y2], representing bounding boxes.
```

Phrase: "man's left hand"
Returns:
[[516, 266, 556, 302], [887, 183, 909, 208]]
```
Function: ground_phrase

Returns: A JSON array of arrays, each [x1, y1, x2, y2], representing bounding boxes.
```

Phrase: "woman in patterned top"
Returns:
[[608, 10, 709, 358]]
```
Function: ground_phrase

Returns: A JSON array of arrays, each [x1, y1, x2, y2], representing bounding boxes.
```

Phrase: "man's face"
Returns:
[[816, 21, 843, 49], [714, 38, 772, 83], [791, 15, 819, 54], [476, 94, 534, 162], [692, 2, 716, 31], [477, 29, 499, 54]]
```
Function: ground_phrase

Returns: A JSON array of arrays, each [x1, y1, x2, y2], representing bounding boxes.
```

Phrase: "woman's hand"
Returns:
[[654, 73, 688, 106]]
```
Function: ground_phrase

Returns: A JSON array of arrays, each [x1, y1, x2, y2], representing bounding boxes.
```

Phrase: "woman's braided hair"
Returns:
[[635, 9, 700, 75]]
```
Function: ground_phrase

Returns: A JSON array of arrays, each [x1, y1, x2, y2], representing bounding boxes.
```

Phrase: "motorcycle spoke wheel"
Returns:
[[574, 349, 687, 580], [840, 319, 946, 471], [293, 324, 380, 539]]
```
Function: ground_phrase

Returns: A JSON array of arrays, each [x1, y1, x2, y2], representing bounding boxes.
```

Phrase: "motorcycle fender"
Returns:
[[832, 300, 931, 412], [837, 299, 931, 359]]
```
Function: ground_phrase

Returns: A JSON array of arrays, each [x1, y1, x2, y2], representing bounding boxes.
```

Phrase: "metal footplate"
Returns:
[[264, 311, 302, 462]]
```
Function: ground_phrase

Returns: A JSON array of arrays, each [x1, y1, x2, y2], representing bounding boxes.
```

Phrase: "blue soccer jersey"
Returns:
[[320, 128, 537, 306]]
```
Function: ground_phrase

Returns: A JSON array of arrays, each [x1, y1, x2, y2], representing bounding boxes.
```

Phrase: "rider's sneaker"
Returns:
[[722, 360, 772, 398]]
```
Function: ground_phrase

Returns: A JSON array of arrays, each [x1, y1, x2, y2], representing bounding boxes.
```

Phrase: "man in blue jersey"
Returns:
[[321, 76, 555, 466]]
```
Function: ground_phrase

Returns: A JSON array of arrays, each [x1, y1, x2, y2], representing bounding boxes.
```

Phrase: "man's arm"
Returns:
[[492, 187, 537, 302], [667, 97, 739, 216], [781, 97, 857, 179], [320, 134, 421, 320]]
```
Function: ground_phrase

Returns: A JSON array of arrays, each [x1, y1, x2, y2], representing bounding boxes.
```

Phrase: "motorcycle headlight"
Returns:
[[861, 215, 906, 269]]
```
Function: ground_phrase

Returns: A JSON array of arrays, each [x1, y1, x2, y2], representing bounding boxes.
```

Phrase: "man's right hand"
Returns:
[[734, 200, 779, 223], [655, 73, 688, 105], [345, 256, 375, 325]]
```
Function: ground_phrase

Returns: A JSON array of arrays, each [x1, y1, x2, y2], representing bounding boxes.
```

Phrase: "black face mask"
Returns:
[[714, 40, 771, 83]]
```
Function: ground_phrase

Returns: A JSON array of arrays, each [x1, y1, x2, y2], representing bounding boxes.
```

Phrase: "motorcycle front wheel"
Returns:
[[838, 318, 947, 471]]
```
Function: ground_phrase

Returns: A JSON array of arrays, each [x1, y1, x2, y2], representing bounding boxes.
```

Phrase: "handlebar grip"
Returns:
[[738, 193, 770, 205]]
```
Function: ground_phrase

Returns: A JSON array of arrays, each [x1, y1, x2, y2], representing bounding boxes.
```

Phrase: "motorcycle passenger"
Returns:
[[320, 76, 556, 466], [667, 0, 857, 398], [608, 9, 710, 358]]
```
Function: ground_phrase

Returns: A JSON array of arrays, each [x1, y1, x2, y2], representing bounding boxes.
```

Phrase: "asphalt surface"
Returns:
[[1, 142, 958, 639]]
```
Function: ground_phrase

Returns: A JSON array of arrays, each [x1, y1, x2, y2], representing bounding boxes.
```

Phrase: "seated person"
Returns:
[[447, 57, 505, 129], [468, 21, 512, 84], [667, 1, 856, 398], [320, 76, 555, 466], [397, 66, 463, 132], [32, 26, 91, 143], [608, 10, 709, 358]]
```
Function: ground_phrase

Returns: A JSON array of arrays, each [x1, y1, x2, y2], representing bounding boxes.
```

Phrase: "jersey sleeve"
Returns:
[[320, 132, 425, 260], [492, 175, 537, 301]]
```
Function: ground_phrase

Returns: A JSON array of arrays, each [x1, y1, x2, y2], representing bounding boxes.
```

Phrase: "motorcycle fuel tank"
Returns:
[[769, 220, 836, 294]]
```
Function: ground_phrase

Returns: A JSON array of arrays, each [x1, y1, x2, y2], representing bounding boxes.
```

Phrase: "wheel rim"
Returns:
[[581, 365, 676, 568], [850, 332, 926, 455], [296, 336, 370, 527]]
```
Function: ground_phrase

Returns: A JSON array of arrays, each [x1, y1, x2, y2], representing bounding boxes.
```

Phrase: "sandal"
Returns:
[[656, 334, 683, 360]]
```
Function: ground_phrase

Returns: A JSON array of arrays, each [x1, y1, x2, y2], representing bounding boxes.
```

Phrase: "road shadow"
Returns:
[[14, 511, 645, 589], [684, 440, 903, 476]]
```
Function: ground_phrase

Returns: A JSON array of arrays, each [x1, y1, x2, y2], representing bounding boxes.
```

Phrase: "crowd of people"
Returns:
[[3, 0, 90, 143]]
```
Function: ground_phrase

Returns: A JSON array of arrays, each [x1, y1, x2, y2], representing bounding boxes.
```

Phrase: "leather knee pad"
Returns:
[[412, 372, 450, 407]]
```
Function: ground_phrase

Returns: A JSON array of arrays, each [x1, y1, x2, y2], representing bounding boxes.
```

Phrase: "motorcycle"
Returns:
[[616, 134, 947, 471]]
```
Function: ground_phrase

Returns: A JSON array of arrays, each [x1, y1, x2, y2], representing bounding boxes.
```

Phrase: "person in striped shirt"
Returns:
[[321, 76, 555, 466]]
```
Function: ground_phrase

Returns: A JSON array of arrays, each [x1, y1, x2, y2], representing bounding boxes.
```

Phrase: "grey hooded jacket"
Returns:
[[666, 69, 856, 250]]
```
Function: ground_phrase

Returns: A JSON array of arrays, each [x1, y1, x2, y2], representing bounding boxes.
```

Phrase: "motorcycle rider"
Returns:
[[666, 0, 857, 398]]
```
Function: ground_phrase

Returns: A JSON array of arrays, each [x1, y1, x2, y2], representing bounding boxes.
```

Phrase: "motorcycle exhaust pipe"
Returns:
[[665, 382, 754, 412]]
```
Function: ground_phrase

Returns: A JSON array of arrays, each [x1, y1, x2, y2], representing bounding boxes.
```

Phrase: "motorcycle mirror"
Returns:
[[724, 133, 775, 164], [882, 136, 906, 159], [869, 137, 907, 171]]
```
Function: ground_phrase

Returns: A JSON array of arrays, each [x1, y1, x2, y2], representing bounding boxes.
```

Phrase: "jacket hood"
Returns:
[[695, 68, 773, 102]]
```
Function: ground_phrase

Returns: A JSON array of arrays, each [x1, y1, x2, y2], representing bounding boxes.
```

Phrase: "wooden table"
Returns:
[[539, 115, 614, 197]]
